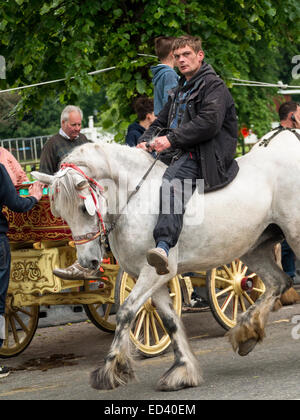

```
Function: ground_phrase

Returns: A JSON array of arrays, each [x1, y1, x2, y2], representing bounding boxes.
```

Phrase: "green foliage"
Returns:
[[0, 0, 299, 141]]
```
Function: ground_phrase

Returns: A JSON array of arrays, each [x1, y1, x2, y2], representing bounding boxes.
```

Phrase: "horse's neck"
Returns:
[[98, 144, 164, 187]]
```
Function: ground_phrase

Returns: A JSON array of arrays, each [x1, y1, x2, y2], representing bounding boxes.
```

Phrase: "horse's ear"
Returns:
[[31, 171, 54, 185]]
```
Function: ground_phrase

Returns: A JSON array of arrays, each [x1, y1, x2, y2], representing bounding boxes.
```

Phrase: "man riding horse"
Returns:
[[54, 35, 238, 280], [137, 35, 239, 275]]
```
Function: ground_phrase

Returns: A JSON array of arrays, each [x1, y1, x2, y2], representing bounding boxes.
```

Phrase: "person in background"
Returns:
[[278, 101, 300, 284], [151, 36, 179, 116], [125, 97, 156, 147], [0, 164, 43, 378], [0, 147, 29, 186], [39, 105, 90, 175]]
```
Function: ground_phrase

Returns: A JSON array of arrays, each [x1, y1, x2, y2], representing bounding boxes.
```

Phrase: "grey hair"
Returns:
[[60, 105, 83, 124]]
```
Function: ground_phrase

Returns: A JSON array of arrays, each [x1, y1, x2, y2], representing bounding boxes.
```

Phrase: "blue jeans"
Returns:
[[0, 234, 10, 316], [281, 239, 295, 278]]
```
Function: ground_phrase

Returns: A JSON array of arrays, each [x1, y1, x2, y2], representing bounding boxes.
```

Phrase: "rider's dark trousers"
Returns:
[[154, 152, 200, 248]]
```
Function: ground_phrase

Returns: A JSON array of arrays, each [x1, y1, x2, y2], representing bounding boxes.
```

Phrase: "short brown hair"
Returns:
[[172, 35, 203, 54], [133, 97, 154, 121], [278, 101, 299, 121], [154, 36, 176, 61]]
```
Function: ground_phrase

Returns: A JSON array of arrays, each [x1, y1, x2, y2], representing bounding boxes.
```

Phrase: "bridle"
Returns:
[[60, 163, 107, 246], [60, 148, 161, 248]]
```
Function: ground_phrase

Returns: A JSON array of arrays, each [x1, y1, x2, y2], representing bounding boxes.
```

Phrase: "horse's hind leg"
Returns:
[[152, 285, 203, 391], [227, 237, 291, 356]]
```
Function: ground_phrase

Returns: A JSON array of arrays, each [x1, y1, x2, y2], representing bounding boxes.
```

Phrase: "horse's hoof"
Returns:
[[156, 381, 189, 392], [90, 368, 118, 390], [238, 338, 257, 356]]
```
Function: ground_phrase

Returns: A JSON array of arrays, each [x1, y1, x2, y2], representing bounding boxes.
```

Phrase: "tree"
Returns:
[[0, 0, 299, 140]]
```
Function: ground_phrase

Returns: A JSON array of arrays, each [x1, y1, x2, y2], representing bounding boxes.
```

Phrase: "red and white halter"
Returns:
[[60, 163, 107, 246]]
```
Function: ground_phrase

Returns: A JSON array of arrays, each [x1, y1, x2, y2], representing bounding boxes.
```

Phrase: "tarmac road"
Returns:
[[1, 302, 300, 402]]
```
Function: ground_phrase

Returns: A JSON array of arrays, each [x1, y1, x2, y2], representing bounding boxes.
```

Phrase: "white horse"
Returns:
[[33, 128, 300, 391]]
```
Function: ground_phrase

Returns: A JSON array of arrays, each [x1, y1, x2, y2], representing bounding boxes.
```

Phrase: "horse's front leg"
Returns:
[[227, 239, 291, 356], [152, 285, 203, 391], [90, 264, 175, 390]]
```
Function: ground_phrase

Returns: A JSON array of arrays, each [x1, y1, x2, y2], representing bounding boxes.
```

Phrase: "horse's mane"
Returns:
[[64, 141, 156, 168]]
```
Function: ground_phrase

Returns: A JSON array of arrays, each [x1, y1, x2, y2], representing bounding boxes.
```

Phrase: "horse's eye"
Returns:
[[81, 205, 87, 214]]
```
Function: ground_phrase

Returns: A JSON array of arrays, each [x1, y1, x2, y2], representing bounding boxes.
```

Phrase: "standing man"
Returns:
[[39, 105, 90, 175], [138, 35, 239, 275], [0, 165, 43, 377], [151, 36, 179, 116], [40, 105, 94, 280], [278, 101, 300, 283]]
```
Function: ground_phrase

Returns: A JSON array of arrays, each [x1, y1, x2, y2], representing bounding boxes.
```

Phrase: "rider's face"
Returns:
[[62, 111, 82, 140], [173, 46, 204, 80]]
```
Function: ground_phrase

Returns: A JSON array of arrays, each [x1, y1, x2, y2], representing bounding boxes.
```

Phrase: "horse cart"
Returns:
[[1, 184, 265, 359]]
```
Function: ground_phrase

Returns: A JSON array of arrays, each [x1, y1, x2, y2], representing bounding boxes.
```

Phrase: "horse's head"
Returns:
[[32, 167, 107, 270]]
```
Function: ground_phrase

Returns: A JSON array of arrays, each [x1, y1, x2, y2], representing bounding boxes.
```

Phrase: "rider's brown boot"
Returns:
[[53, 260, 101, 280], [146, 248, 169, 275]]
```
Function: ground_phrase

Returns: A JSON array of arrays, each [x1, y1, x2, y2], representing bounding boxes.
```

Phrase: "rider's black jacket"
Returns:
[[0, 164, 37, 234], [138, 62, 239, 192]]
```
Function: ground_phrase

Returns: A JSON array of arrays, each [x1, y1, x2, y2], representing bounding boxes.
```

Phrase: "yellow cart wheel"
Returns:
[[116, 270, 182, 357], [0, 296, 39, 358], [83, 280, 117, 333], [206, 259, 266, 330]]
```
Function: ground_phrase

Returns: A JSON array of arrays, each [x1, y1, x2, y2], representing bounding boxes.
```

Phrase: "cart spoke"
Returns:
[[13, 312, 29, 334], [221, 291, 235, 312], [241, 265, 248, 276], [233, 295, 238, 321], [215, 275, 234, 285], [223, 265, 233, 279], [216, 285, 233, 298], [242, 291, 255, 305], [150, 312, 160, 344], [239, 295, 247, 312], [103, 304, 112, 320], [133, 309, 146, 340], [9, 316, 20, 345], [144, 313, 150, 346], [153, 311, 168, 334], [252, 287, 265, 293]]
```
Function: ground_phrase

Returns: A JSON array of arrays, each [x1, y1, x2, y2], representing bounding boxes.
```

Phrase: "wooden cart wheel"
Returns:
[[0, 297, 39, 358], [116, 270, 182, 357], [83, 280, 117, 333], [206, 259, 266, 330]]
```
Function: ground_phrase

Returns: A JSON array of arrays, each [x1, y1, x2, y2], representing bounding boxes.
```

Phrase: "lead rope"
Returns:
[[105, 151, 161, 236]]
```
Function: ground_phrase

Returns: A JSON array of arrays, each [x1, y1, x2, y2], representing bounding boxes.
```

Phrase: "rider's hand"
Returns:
[[29, 181, 44, 201], [136, 142, 148, 151], [152, 136, 171, 153]]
